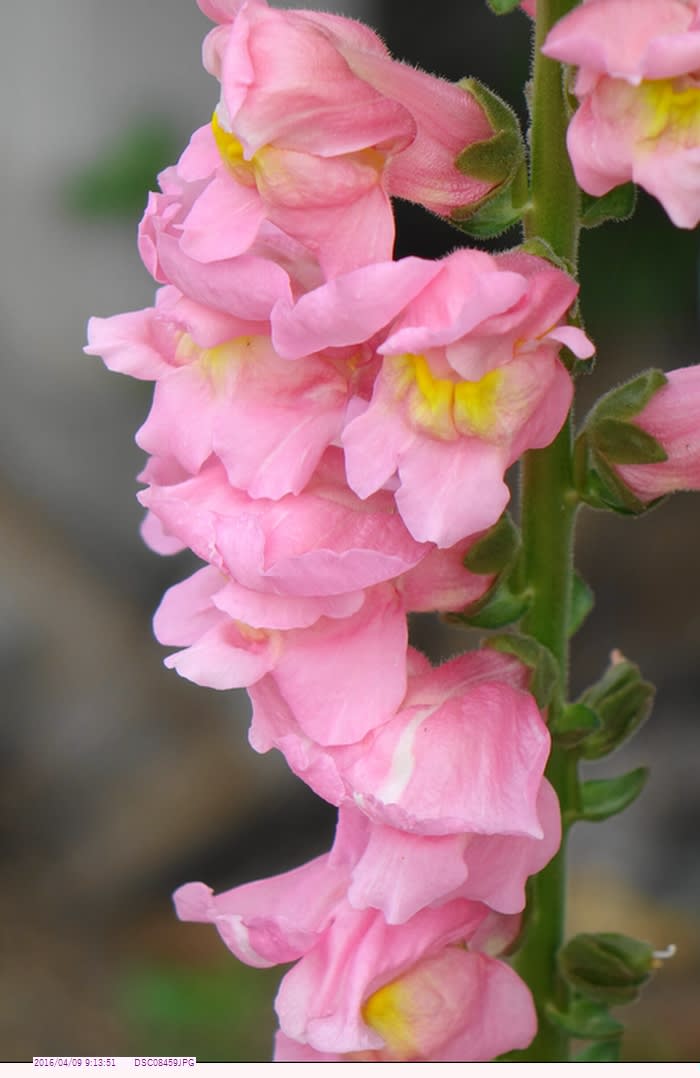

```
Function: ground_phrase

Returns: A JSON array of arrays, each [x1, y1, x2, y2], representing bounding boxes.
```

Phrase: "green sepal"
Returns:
[[577, 439, 650, 514], [577, 766, 648, 822], [550, 703, 600, 749], [457, 79, 525, 185], [464, 513, 520, 575], [574, 1040, 622, 1062], [577, 370, 670, 512], [452, 79, 527, 238], [451, 177, 526, 239], [485, 0, 522, 13], [456, 129, 523, 185], [592, 369, 668, 422], [545, 996, 624, 1040], [455, 579, 531, 629], [593, 417, 668, 466], [520, 236, 576, 279], [568, 571, 594, 636], [579, 656, 654, 760], [559, 932, 656, 1006], [485, 633, 558, 709], [581, 183, 637, 229]]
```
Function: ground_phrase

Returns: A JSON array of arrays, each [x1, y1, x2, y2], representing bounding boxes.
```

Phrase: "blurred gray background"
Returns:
[[2, 0, 699, 1062]]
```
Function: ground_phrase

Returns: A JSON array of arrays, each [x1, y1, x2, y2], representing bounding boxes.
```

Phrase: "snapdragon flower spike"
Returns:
[[543, 0, 700, 229], [175, 851, 536, 1061], [154, 568, 408, 746], [249, 648, 551, 843], [197, 0, 499, 261], [87, 287, 357, 500], [615, 366, 700, 501], [274, 247, 593, 546]]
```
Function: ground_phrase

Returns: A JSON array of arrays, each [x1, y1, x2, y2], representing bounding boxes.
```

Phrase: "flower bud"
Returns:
[[559, 933, 656, 1005], [578, 652, 654, 760]]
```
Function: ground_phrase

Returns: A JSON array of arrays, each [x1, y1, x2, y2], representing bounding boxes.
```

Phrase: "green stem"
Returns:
[[510, 0, 581, 1062]]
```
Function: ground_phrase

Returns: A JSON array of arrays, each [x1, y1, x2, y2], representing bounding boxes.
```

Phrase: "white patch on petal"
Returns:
[[376, 709, 431, 804], [219, 915, 268, 966]]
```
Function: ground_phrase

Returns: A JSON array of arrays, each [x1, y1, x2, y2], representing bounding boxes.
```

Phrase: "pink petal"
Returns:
[[173, 850, 347, 967], [271, 257, 441, 360]]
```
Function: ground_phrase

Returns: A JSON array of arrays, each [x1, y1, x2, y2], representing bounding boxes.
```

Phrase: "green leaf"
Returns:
[[581, 183, 637, 229], [578, 767, 648, 821], [485, 633, 558, 709], [579, 657, 655, 760], [464, 513, 520, 574], [593, 418, 668, 465], [559, 932, 655, 1006], [545, 997, 624, 1040], [485, 0, 522, 12], [569, 571, 594, 636], [550, 703, 600, 749]]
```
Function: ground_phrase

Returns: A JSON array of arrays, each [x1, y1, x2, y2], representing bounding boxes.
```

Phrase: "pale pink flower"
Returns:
[[137, 161, 316, 318], [154, 568, 408, 746], [543, 0, 700, 228], [274, 248, 591, 546], [138, 448, 430, 595], [139, 445, 494, 606], [249, 648, 551, 841], [339, 785, 561, 921], [175, 850, 536, 1060], [197, 0, 499, 260], [615, 366, 700, 500], [87, 287, 356, 500], [320, 790, 560, 925]]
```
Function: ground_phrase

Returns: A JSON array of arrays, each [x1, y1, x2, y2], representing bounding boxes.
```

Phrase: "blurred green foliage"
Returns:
[[119, 962, 285, 1062], [64, 117, 181, 218]]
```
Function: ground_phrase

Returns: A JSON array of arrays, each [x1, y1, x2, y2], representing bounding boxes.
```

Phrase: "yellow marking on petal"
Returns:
[[211, 110, 257, 183], [453, 367, 503, 436], [232, 619, 269, 643], [639, 78, 700, 142], [175, 333, 259, 392], [362, 980, 419, 1060], [390, 354, 504, 440]]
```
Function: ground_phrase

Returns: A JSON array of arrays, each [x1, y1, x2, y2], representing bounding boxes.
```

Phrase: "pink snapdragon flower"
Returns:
[[274, 248, 593, 546], [175, 838, 536, 1060], [615, 366, 700, 500], [86, 287, 359, 499], [543, 0, 700, 228], [138, 446, 493, 604], [154, 568, 408, 746], [333, 795, 560, 923], [138, 164, 318, 318], [249, 648, 552, 844], [138, 448, 430, 595], [196, 0, 500, 267]]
